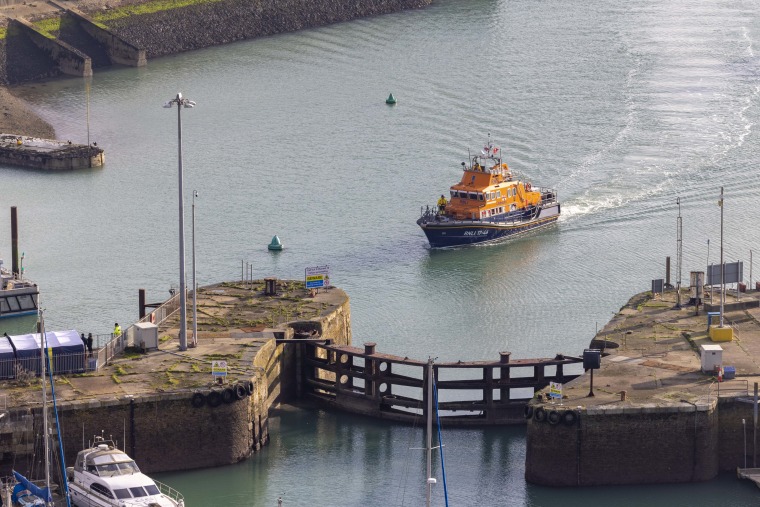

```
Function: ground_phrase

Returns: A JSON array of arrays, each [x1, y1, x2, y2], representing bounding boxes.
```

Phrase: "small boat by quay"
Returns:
[[417, 137, 560, 248], [67, 436, 184, 507]]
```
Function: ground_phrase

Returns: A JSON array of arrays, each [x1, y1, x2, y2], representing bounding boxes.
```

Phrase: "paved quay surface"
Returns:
[[0, 281, 346, 409], [550, 288, 760, 409]]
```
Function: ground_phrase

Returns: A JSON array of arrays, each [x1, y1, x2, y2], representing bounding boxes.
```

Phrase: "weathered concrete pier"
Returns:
[[525, 287, 760, 486], [0, 134, 104, 169]]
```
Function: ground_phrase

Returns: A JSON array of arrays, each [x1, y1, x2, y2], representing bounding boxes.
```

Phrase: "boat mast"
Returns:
[[39, 309, 52, 505], [426, 357, 434, 507]]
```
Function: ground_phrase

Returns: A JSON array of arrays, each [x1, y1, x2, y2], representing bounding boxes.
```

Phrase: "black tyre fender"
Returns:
[[523, 404, 534, 420], [206, 390, 222, 408], [234, 383, 247, 401], [562, 410, 578, 427], [547, 410, 561, 425], [222, 387, 235, 404], [190, 392, 205, 408], [246, 380, 254, 396], [533, 407, 547, 422]]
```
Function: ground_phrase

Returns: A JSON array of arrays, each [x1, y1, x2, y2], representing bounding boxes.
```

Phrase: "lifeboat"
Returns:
[[417, 136, 560, 248]]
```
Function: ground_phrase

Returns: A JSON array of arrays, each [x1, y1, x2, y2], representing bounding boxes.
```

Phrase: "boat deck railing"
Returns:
[[155, 479, 185, 506]]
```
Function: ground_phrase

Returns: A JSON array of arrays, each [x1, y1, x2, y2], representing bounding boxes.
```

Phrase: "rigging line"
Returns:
[[433, 377, 449, 507]]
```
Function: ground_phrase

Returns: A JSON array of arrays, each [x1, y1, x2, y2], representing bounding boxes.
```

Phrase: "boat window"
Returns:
[[129, 486, 148, 497], [114, 488, 132, 499], [117, 461, 140, 474], [450, 190, 456, 198], [469, 192, 477, 200], [91, 484, 114, 498], [144, 484, 160, 496], [497, 191, 501, 198], [478, 194, 484, 201], [96, 463, 120, 476]]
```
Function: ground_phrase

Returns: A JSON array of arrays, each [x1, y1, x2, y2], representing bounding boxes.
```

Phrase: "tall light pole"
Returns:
[[192, 189, 198, 348], [719, 186, 724, 328], [676, 197, 682, 309], [163, 92, 196, 351]]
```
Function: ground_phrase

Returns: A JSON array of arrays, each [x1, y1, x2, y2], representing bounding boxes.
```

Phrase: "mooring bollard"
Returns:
[[620, 390, 627, 401]]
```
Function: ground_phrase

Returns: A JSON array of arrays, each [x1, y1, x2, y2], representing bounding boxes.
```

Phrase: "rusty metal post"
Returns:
[[500, 352, 511, 402], [10, 206, 18, 277], [139, 289, 146, 319], [364, 342, 376, 397], [666, 256, 671, 287]]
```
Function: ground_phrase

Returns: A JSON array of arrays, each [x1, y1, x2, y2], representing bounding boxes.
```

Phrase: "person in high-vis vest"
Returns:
[[437, 195, 447, 214]]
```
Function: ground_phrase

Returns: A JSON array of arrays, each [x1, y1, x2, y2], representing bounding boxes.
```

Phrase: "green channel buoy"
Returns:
[[386, 93, 397, 105], [268, 235, 283, 251]]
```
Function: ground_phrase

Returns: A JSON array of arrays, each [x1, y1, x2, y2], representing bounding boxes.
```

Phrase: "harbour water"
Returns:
[[3, 0, 760, 504]]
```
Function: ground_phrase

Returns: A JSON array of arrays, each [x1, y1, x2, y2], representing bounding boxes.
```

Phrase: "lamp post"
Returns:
[[163, 92, 196, 352], [192, 189, 198, 348], [719, 187, 724, 328]]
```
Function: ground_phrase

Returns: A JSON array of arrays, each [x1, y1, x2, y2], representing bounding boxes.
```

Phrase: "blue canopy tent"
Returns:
[[9, 332, 41, 375], [45, 330, 85, 374], [9, 330, 85, 376], [0, 335, 15, 379]]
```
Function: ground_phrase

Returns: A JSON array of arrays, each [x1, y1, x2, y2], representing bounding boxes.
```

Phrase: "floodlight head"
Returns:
[[176, 92, 183, 101], [184, 101, 196, 108], [427, 478, 437, 485], [163, 101, 173, 108]]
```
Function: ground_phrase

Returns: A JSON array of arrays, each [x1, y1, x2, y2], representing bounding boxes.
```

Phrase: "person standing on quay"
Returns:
[[113, 323, 122, 338], [86, 333, 93, 358]]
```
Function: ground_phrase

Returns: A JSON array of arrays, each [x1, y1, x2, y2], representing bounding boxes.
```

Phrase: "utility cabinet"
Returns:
[[134, 322, 159, 350], [700, 344, 723, 373]]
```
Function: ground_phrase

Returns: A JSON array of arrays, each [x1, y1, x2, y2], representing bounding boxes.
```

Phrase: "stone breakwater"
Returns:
[[94, 0, 432, 58], [0, 0, 432, 85]]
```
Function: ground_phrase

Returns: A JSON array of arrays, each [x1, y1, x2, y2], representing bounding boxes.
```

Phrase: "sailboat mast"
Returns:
[[426, 357, 433, 507], [39, 310, 51, 504]]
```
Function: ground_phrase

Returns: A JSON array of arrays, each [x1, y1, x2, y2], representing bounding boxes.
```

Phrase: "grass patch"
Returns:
[[33, 18, 61, 35], [160, 335, 172, 343], [111, 374, 121, 384], [91, 0, 226, 23]]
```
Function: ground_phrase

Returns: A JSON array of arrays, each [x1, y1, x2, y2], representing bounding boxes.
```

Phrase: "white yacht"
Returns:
[[67, 437, 184, 507]]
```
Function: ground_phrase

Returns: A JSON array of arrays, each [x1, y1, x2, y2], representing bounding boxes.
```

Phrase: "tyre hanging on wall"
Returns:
[[206, 390, 222, 408], [523, 404, 534, 420], [547, 410, 561, 425], [190, 392, 205, 408], [562, 410, 578, 427], [533, 407, 547, 422], [246, 380, 254, 396], [222, 387, 235, 404], [234, 383, 247, 400]]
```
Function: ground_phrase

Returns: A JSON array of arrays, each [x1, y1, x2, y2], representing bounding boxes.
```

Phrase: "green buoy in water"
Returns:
[[386, 93, 397, 105], [268, 235, 283, 251]]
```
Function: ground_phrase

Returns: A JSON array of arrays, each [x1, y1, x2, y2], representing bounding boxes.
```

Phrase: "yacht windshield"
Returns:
[[129, 486, 148, 497], [114, 489, 131, 499], [145, 484, 160, 495]]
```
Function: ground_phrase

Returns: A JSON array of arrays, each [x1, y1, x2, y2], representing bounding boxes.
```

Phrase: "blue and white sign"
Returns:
[[305, 265, 330, 289]]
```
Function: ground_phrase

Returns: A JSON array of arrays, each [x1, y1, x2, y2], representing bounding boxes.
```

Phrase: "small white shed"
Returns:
[[700, 344, 723, 373], [134, 322, 159, 350]]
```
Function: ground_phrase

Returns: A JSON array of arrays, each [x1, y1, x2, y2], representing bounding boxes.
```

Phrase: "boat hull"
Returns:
[[418, 203, 560, 248]]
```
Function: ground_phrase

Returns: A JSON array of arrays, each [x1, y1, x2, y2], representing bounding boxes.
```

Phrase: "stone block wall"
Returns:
[[525, 404, 719, 486]]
